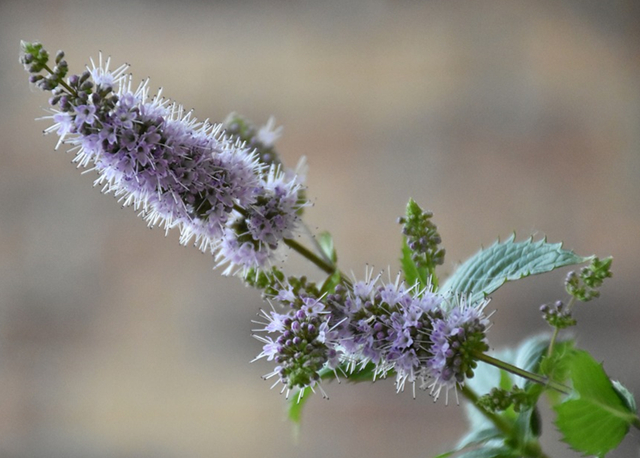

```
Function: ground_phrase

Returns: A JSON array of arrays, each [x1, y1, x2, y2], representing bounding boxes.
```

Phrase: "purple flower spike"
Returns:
[[28, 48, 308, 273]]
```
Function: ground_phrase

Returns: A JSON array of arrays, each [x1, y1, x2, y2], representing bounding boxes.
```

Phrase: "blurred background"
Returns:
[[1, 0, 640, 456]]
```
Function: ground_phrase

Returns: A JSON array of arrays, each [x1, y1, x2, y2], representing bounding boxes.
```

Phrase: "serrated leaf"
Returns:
[[539, 340, 575, 406], [401, 238, 429, 288], [555, 350, 638, 456], [441, 236, 589, 303], [317, 231, 337, 263]]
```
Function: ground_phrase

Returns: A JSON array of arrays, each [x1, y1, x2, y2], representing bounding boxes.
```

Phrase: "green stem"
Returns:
[[547, 327, 560, 358], [232, 204, 351, 285], [473, 352, 571, 395], [283, 237, 352, 286], [283, 238, 335, 275], [43, 63, 77, 96], [547, 296, 576, 357], [460, 386, 549, 458]]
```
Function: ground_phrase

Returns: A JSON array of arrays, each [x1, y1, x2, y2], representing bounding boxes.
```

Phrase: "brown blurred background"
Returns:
[[2, 0, 640, 457]]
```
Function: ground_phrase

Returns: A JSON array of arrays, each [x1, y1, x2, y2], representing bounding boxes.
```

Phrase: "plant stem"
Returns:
[[547, 327, 560, 358], [460, 385, 513, 436], [43, 63, 77, 96], [232, 204, 350, 284], [547, 296, 576, 357], [283, 238, 333, 274], [460, 386, 549, 458], [473, 351, 571, 395]]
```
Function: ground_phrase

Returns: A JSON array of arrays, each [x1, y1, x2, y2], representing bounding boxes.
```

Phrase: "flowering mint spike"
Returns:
[[565, 256, 612, 302], [253, 292, 341, 397], [477, 385, 533, 413], [540, 300, 576, 329], [23, 43, 309, 273], [425, 295, 491, 401], [321, 269, 492, 401], [398, 199, 444, 288], [223, 112, 283, 168], [223, 113, 308, 218]]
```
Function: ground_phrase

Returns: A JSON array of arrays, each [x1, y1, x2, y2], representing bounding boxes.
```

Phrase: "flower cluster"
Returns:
[[21, 41, 306, 273], [24, 42, 493, 403], [540, 300, 576, 329], [254, 271, 491, 401]]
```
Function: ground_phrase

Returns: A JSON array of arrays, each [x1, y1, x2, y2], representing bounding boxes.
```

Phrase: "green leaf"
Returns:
[[320, 269, 341, 295], [440, 236, 589, 303], [539, 342, 574, 382], [288, 386, 312, 425], [317, 231, 337, 264], [555, 350, 638, 456], [401, 238, 429, 288], [611, 380, 638, 413]]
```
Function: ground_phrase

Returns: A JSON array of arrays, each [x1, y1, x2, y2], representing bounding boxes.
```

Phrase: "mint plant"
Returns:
[[21, 41, 638, 458]]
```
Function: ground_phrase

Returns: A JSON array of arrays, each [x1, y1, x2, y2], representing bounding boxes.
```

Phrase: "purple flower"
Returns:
[[215, 166, 307, 273], [423, 295, 491, 402], [28, 49, 308, 272], [253, 296, 341, 398]]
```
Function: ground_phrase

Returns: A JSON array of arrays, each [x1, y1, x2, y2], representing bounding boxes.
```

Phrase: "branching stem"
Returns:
[[473, 351, 571, 395]]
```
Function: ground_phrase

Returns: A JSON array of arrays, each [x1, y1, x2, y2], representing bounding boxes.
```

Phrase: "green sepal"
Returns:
[[399, 199, 444, 288], [554, 350, 639, 457], [441, 235, 589, 303], [320, 269, 341, 295], [401, 237, 429, 288], [317, 231, 337, 264]]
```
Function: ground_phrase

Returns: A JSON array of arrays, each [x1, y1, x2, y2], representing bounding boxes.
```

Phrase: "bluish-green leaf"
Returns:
[[555, 350, 639, 456], [456, 427, 503, 451], [441, 236, 589, 303]]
